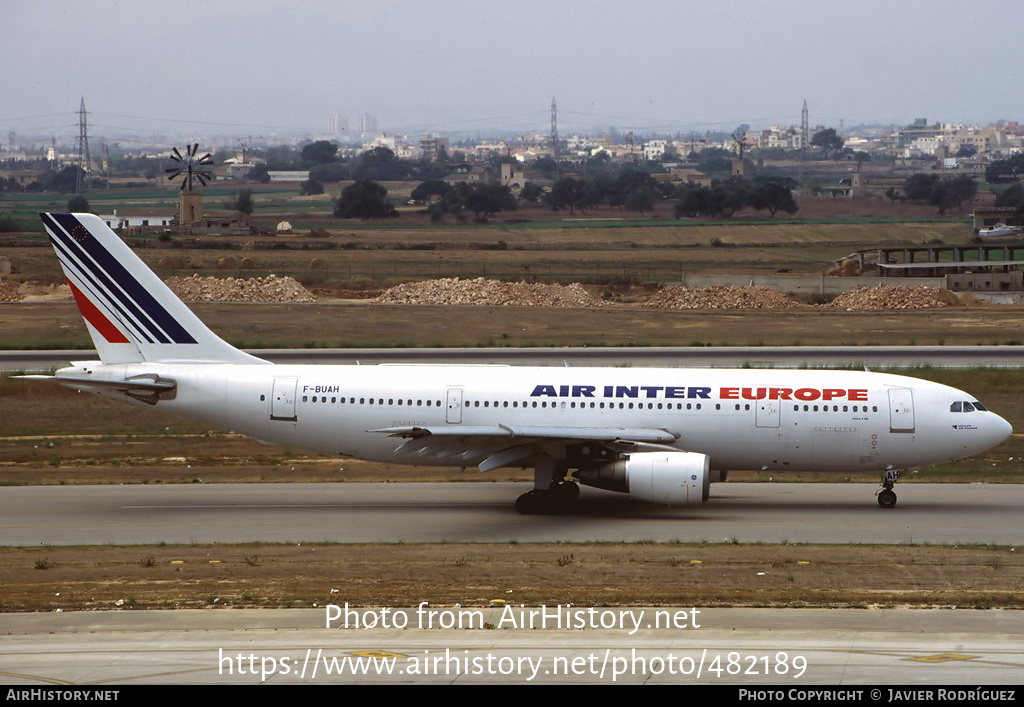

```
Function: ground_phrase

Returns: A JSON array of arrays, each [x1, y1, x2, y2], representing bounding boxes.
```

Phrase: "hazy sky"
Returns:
[[3, 0, 1023, 146]]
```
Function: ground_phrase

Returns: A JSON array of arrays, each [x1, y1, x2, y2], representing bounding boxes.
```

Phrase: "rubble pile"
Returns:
[[163, 274, 317, 303], [825, 285, 965, 310], [376, 277, 605, 307], [0, 280, 23, 302], [643, 285, 800, 310]]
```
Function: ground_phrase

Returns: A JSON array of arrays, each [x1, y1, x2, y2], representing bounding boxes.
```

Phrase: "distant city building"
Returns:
[[329, 113, 348, 133], [357, 113, 377, 134], [643, 139, 668, 161], [419, 134, 450, 162]]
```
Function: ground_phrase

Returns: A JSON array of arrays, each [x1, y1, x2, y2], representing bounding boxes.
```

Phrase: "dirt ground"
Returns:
[[2, 543, 1021, 613], [6, 300, 1024, 350]]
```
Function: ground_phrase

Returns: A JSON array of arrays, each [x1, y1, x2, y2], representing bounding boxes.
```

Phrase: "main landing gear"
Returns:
[[515, 458, 579, 515], [515, 481, 579, 515], [876, 468, 902, 509]]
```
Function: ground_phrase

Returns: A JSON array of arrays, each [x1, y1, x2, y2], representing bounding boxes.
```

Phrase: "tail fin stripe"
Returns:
[[45, 213, 174, 344], [47, 230, 159, 344], [46, 220, 161, 344], [44, 214, 197, 345], [67, 281, 131, 344]]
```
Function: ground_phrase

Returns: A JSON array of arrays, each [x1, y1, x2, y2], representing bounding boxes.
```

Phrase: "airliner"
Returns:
[[24, 213, 1012, 513]]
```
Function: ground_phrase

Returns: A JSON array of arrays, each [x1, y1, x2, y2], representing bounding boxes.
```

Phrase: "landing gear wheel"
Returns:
[[877, 488, 897, 509], [550, 481, 580, 502], [515, 490, 549, 515], [877, 468, 902, 509]]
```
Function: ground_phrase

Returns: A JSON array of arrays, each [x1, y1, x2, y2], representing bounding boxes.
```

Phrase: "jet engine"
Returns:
[[576, 451, 710, 505]]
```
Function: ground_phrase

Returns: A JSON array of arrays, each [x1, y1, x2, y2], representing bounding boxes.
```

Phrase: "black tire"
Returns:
[[877, 489, 897, 508], [515, 491, 547, 515], [550, 481, 580, 502]]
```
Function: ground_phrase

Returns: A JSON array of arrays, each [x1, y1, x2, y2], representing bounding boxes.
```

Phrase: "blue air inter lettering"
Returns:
[[530, 384, 712, 399], [530, 384, 868, 401]]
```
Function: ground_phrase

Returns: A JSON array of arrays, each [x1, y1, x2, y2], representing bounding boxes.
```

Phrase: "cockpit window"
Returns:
[[951, 400, 986, 413], [950, 401, 962, 413], [963, 401, 975, 412], [972, 401, 987, 411]]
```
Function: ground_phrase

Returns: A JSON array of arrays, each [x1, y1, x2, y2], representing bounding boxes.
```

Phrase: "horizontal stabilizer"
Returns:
[[16, 373, 176, 405]]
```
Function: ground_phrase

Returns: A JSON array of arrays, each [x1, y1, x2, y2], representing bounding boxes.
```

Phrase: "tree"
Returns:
[[301, 140, 339, 165], [903, 173, 939, 202], [624, 186, 658, 215], [673, 182, 713, 218], [462, 183, 517, 220], [43, 166, 81, 193], [995, 183, 1024, 221], [519, 181, 544, 203], [309, 162, 350, 183], [904, 173, 977, 214], [688, 147, 732, 174], [334, 179, 397, 219], [929, 175, 977, 215], [225, 188, 255, 215], [410, 179, 450, 202], [607, 169, 659, 210], [247, 163, 271, 183], [354, 147, 408, 181], [749, 182, 798, 217], [995, 183, 1024, 209], [810, 128, 844, 159], [66, 195, 90, 213], [986, 153, 1024, 183], [580, 173, 613, 210], [299, 178, 324, 196], [853, 151, 871, 173], [548, 176, 585, 214]]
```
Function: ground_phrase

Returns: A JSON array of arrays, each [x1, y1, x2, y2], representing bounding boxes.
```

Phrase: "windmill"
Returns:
[[166, 144, 214, 231]]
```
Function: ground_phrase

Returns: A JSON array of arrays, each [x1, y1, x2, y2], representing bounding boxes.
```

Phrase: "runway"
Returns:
[[1, 608, 1021, 685], [2, 482, 1022, 546]]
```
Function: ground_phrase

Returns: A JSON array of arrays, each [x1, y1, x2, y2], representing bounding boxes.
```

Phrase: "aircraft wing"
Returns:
[[372, 424, 679, 472]]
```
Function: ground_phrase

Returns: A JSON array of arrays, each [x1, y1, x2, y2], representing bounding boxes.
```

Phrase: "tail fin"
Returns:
[[41, 212, 266, 365]]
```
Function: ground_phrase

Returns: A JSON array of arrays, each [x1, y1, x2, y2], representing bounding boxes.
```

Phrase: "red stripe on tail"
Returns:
[[68, 280, 130, 344]]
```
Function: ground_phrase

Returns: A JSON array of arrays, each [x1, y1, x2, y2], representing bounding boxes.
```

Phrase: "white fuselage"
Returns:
[[67, 362, 1012, 474]]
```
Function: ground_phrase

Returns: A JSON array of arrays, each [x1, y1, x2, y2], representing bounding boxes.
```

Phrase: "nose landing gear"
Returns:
[[876, 468, 902, 508]]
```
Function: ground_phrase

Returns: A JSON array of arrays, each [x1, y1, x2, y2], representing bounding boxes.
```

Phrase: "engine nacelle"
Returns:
[[576, 451, 710, 505]]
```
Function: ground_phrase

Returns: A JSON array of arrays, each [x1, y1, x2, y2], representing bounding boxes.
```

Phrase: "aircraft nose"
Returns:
[[990, 414, 1013, 446]]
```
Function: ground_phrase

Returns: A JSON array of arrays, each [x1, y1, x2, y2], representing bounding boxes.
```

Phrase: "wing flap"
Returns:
[[373, 424, 678, 444], [372, 424, 679, 472]]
